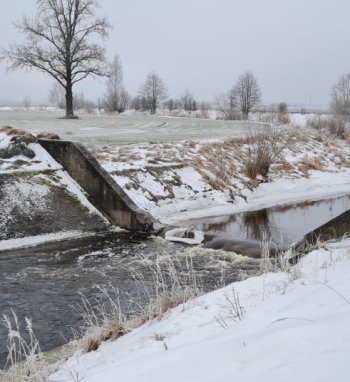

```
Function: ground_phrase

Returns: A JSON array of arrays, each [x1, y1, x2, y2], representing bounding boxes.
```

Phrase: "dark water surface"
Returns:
[[1, 194, 350, 368], [191, 195, 350, 250], [0, 232, 256, 368]]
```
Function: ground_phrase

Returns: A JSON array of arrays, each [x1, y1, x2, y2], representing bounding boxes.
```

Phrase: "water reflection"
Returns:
[[242, 209, 270, 241], [192, 195, 350, 249]]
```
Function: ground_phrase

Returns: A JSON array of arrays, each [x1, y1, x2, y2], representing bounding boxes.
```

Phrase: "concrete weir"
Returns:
[[39, 139, 159, 232]]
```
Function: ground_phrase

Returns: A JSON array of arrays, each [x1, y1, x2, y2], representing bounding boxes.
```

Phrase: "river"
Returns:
[[1, 194, 350, 368]]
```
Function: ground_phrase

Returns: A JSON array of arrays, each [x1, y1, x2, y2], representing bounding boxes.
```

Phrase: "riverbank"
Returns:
[[93, 126, 350, 225], [0, 128, 109, 248], [50, 239, 350, 382], [1, 123, 350, 250]]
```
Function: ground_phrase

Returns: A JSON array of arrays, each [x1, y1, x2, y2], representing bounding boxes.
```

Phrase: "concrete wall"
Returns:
[[39, 139, 159, 232]]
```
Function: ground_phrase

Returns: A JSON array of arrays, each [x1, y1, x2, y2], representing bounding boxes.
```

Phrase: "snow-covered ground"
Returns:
[[0, 109, 260, 144], [0, 130, 109, 247], [93, 128, 350, 225], [51, 240, 350, 382]]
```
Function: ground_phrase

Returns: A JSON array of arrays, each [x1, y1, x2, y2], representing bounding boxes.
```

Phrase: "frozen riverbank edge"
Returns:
[[2, 124, 350, 250], [50, 239, 350, 382], [95, 127, 350, 225]]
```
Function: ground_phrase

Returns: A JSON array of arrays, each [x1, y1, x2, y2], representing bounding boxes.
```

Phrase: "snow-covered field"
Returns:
[[0, 109, 260, 144], [51, 240, 350, 382]]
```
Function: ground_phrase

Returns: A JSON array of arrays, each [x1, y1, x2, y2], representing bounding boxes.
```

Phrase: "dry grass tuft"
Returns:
[[77, 287, 132, 354], [297, 157, 325, 177], [36, 132, 60, 140], [0, 311, 49, 382], [76, 256, 201, 353], [244, 125, 286, 179], [0, 126, 37, 144], [307, 115, 349, 139]]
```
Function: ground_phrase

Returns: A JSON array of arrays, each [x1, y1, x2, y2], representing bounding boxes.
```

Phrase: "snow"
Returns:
[[0, 109, 260, 144], [172, 169, 350, 225], [91, 127, 350, 226], [165, 228, 204, 244], [51, 241, 350, 382], [112, 164, 350, 226], [0, 231, 91, 252], [48, 169, 108, 218], [0, 131, 110, 249], [0, 131, 61, 174]]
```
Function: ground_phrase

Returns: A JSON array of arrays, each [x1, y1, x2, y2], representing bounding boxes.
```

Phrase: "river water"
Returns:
[[1, 194, 350, 368], [0, 232, 258, 368]]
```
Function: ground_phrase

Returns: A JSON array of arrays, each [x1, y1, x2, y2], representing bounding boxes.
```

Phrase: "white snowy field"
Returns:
[[0, 109, 260, 144], [51, 240, 350, 382]]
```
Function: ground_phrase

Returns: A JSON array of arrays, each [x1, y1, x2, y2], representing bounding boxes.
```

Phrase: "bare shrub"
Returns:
[[307, 115, 348, 139], [278, 112, 290, 125], [327, 118, 348, 139], [215, 88, 239, 120], [244, 125, 285, 179], [330, 73, 350, 119], [277, 102, 290, 125]]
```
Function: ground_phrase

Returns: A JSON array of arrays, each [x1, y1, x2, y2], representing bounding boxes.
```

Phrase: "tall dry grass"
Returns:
[[76, 255, 202, 353], [0, 310, 49, 382]]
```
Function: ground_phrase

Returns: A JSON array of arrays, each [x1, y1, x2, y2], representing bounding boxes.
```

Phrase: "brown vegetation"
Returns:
[[244, 126, 286, 179]]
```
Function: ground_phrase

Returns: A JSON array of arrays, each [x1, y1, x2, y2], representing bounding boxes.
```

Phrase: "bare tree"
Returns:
[[23, 96, 32, 110], [138, 71, 167, 114], [216, 88, 238, 120], [165, 98, 175, 112], [233, 71, 261, 119], [1, 0, 110, 118], [181, 89, 197, 113], [48, 82, 65, 109], [200, 101, 211, 112], [330, 73, 350, 118], [103, 54, 129, 113]]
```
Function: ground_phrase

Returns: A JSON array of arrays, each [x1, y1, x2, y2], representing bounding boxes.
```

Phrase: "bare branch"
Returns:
[[138, 71, 167, 114], [1, 0, 110, 117]]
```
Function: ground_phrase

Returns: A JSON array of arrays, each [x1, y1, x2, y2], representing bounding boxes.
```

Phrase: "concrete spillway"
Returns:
[[39, 139, 159, 233]]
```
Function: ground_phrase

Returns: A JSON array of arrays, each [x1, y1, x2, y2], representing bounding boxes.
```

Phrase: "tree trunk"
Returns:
[[151, 99, 156, 114], [65, 82, 75, 118]]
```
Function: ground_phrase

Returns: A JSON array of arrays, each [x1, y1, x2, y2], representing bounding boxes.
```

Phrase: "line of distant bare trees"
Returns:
[[1, 0, 349, 120], [0, 0, 263, 119]]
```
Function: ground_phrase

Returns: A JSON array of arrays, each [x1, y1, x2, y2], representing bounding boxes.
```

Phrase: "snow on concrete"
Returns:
[[51, 241, 350, 382]]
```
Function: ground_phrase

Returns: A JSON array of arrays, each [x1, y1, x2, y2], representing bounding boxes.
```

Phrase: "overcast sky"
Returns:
[[0, 0, 350, 107]]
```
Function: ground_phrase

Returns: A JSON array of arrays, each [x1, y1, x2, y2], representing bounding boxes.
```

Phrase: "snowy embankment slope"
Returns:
[[52, 241, 350, 382], [93, 128, 350, 225], [0, 130, 109, 249]]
